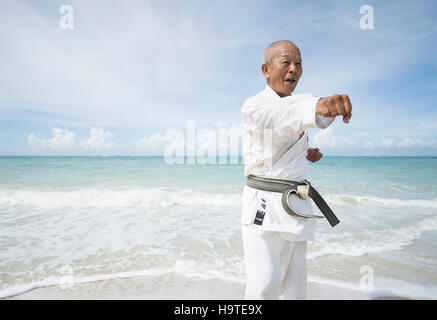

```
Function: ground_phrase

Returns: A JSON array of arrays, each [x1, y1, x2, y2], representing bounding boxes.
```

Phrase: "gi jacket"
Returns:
[[240, 85, 334, 239]]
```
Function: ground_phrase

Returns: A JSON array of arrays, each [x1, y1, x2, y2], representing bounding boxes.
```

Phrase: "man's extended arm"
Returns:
[[308, 94, 352, 163]]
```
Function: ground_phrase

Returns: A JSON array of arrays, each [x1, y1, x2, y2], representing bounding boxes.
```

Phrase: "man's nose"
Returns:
[[288, 63, 297, 73]]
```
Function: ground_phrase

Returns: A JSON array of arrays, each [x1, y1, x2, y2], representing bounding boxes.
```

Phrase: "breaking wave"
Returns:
[[1, 189, 437, 210], [0, 188, 242, 209]]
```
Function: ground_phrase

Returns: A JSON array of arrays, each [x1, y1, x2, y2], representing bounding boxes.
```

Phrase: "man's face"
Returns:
[[262, 43, 302, 97]]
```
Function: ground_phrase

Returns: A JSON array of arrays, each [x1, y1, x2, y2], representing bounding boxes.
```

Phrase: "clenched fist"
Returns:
[[316, 94, 352, 124], [307, 147, 323, 163]]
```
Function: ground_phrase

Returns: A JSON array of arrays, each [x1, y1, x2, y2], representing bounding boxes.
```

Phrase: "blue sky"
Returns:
[[1, 0, 436, 156]]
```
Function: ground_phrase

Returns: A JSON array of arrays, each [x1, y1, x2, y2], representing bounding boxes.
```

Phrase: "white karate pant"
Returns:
[[242, 225, 308, 300]]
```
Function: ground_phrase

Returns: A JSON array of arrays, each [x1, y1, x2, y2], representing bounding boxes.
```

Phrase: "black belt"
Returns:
[[246, 175, 340, 227]]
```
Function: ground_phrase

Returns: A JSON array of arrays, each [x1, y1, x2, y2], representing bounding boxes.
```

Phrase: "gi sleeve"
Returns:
[[315, 114, 335, 129], [241, 94, 334, 145]]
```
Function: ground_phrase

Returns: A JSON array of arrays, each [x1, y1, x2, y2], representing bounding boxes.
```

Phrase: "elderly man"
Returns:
[[240, 40, 352, 300]]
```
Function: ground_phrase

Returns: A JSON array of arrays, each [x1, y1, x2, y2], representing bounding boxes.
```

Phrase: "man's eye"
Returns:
[[296, 62, 301, 66], [282, 61, 289, 65]]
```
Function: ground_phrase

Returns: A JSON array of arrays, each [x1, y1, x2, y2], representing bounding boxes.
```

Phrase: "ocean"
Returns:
[[0, 156, 436, 299]]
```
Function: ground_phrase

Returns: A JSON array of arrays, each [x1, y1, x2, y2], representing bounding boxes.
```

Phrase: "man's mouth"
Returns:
[[285, 78, 296, 84]]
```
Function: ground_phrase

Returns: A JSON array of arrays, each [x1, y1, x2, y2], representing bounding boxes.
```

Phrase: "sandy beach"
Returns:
[[1, 156, 435, 301], [2, 272, 381, 300]]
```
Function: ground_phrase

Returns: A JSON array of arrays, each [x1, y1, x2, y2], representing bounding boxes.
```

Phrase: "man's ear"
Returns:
[[261, 63, 270, 80]]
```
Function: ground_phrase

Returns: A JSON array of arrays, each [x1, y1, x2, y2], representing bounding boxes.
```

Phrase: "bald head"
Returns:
[[261, 40, 303, 97], [263, 40, 300, 65]]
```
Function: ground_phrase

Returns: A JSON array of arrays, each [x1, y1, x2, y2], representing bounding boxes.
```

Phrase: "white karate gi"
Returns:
[[240, 84, 334, 299]]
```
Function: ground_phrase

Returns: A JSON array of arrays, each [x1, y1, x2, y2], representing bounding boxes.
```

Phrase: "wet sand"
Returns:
[[2, 272, 375, 300]]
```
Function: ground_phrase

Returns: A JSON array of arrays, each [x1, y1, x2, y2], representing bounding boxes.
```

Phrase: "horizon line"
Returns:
[[1, 155, 437, 158]]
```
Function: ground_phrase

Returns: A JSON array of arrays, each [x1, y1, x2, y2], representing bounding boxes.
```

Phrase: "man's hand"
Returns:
[[307, 148, 323, 162], [316, 94, 352, 124]]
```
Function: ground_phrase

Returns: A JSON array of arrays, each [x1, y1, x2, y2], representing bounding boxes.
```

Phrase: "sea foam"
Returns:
[[308, 215, 437, 259], [0, 188, 242, 209], [1, 188, 437, 210]]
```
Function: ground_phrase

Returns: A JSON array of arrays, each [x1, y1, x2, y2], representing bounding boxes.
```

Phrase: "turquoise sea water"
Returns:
[[0, 156, 436, 298]]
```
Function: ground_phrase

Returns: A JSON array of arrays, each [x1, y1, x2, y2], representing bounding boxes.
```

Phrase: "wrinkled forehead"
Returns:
[[275, 44, 301, 60]]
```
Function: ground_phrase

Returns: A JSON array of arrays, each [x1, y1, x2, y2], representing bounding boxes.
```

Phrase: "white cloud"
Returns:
[[214, 121, 230, 129], [312, 126, 336, 148], [342, 137, 360, 149], [28, 127, 115, 153], [310, 128, 437, 154], [136, 133, 166, 147], [380, 138, 395, 148], [5, 0, 435, 157], [397, 138, 418, 148], [363, 141, 375, 149], [27, 125, 437, 156], [135, 132, 177, 156], [28, 128, 76, 150], [0, 0, 259, 129], [2, 1, 428, 126], [136, 125, 242, 157], [80, 128, 114, 150], [397, 138, 437, 148]]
